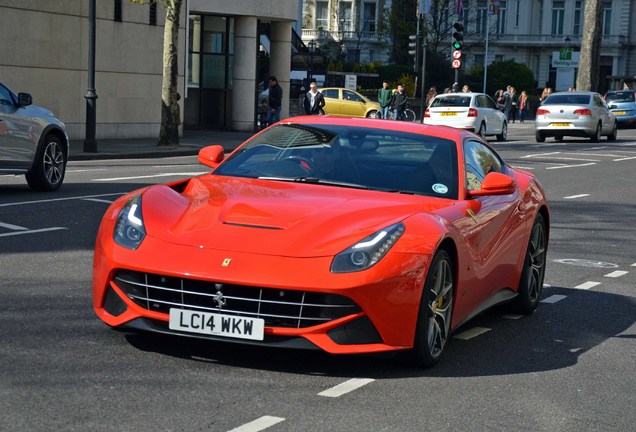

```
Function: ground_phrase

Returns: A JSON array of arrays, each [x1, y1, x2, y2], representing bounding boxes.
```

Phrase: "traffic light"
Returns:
[[408, 34, 420, 71], [451, 22, 464, 69]]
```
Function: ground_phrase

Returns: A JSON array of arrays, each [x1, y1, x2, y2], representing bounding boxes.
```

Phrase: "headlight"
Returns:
[[331, 222, 405, 273], [114, 195, 146, 250]]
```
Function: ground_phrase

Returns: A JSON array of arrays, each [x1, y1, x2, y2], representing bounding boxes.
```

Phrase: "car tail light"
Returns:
[[536, 108, 550, 115], [468, 108, 477, 117], [573, 108, 592, 115], [424, 109, 430, 118]]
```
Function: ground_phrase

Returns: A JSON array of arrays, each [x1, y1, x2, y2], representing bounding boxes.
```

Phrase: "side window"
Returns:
[[0, 84, 15, 110], [484, 95, 497, 109], [322, 89, 338, 99], [343, 90, 362, 102], [463, 140, 504, 191]]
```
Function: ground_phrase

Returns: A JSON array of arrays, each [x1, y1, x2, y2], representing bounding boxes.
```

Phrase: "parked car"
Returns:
[[93, 116, 550, 368], [0, 81, 69, 191], [604, 89, 636, 128], [423, 92, 508, 141], [535, 91, 617, 142], [320, 87, 380, 118]]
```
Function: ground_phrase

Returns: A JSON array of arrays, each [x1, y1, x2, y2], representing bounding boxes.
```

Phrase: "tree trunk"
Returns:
[[576, 0, 603, 92], [158, 0, 183, 146]]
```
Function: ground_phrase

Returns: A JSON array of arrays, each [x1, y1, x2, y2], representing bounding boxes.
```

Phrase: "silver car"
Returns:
[[535, 91, 617, 143], [424, 92, 508, 141], [0, 81, 68, 191]]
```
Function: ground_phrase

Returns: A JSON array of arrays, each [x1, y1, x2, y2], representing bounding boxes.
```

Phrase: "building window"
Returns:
[[474, 54, 484, 66], [551, 1, 565, 35], [362, 1, 376, 32], [339, 1, 353, 33], [602, 1, 612, 35], [149, 3, 157, 26], [515, 0, 520, 27], [316, 1, 328, 29], [495, 1, 507, 34], [476, 0, 488, 36], [495, 54, 504, 62], [114, 0, 122, 22], [573, 1, 583, 35]]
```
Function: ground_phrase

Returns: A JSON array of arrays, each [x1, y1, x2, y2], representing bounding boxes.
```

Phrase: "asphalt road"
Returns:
[[1, 124, 635, 432]]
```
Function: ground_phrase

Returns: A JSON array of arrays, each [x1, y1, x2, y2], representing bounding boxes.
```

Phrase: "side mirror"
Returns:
[[198, 145, 225, 168], [609, 104, 617, 109], [18, 92, 32, 107], [468, 172, 516, 197]]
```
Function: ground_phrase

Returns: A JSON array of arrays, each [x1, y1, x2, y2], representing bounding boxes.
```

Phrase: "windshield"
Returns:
[[605, 92, 635, 103], [543, 94, 591, 105], [213, 123, 458, 199]]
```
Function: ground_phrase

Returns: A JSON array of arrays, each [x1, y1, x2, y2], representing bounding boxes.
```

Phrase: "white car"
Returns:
[[424, 92, 508, 141]]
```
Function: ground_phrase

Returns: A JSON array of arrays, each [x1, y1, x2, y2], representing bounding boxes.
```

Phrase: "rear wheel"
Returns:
[[607, 121, 617, 141], [25, 135, 66, 191], [535, 131, 545, 143], [404, 109, 416, 122], [496, 122, 507, 141], [411, 249, 455, 368], [514, 214, 547, 314], [590, 122, 602, 142], [477, 122, 487, 139], [554, 135, 563, 142]]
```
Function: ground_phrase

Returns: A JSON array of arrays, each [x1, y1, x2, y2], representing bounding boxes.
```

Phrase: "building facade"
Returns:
[[0, 0, 298, 140]]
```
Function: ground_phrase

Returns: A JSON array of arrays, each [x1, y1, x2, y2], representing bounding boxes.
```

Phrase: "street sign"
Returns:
[[452, 59, 462, 69], [452, 50, 462, 60]]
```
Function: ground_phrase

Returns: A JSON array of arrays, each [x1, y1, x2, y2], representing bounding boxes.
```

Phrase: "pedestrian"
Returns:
[[502, 86, 512, 121], [509, 86, 518, 123], [518, 90, 528, 123], [258, 99, 269, 130], [451, 82, 460, 92], [390, 84, 409, 121], [539, 86, 552, 104], [303, 81, 325, 115], [377, 80, 393, 119], [462, 84, 471, 93], [267, 75, 283, 124], [425, 86, 437, 108], [443, 87, 451, 93], [495, 89, 505, 109]]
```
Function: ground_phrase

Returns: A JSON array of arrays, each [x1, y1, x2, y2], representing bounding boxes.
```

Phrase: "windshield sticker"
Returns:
[[432, 183, 448, 194]]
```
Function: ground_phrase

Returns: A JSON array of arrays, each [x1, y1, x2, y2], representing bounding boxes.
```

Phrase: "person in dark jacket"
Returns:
[[390, 84, 409, 121], [303, 81, 325, 115], [267, 76, 283, 124], [377, 81, 393, 119]]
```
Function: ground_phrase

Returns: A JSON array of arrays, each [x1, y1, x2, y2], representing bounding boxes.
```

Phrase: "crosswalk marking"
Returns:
[[228, 416, 285, 432], [575, 281, 601, 290], [318, 378, 374, 398], [605, 270, 628, 278]]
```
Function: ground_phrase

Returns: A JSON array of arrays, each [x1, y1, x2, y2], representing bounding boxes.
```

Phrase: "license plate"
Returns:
[[614, 111, 626, 115], [169, 309, 264, 341], [440, 112, 457, 116], [550, 122, 571, 127]]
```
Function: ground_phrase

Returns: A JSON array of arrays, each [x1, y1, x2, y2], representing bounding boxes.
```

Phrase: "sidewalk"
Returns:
[[69, 129, 254, 161]]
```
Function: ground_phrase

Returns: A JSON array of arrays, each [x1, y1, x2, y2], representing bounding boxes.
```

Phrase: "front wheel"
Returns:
[[26, 135, 67, 191], [367, 110, 378, 119], [404, 109, 416, 122], [513, 214, 547, 314], [496, 122, 507, 141], [411, 249, 455, 368]]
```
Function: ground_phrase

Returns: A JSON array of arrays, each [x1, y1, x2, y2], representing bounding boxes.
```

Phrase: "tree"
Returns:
[[576, 0, 603, 91], [130, 0, 183, 146]]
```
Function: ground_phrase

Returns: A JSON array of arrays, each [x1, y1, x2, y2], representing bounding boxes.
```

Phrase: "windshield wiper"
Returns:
[[258, 176, 369, 190]]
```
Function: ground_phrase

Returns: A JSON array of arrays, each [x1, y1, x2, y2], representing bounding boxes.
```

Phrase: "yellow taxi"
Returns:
[[319, 87, 380, 118]]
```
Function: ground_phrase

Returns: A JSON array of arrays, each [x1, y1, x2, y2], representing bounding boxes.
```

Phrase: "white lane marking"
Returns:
[[564, 194, 590, 199], [453, 327, 491, 340], [0, 193, 124, 208], [521, 152, 562, 158], [318, 378, 375, 398], [510, 165, 535, 170], [541, 294, 567, 304], [92, 172, 205, 182], [83, 198, 114, 204], [0, 227, 67, 237], [543, 283, 552, 289], [0, 222, 28, 231], [575, 281, 601, 290], [605, 270, 628, 278], [227, 416, 285, 432], [152, 164, 200, 168], [541, 157, 600, 162], [502, 314, 524, 320], [546, 163, 596, 170], [631, 263, 636, 267], [66, 168, 108, 173], [614, 156, 636, 161], [569, 152, 627, 158]]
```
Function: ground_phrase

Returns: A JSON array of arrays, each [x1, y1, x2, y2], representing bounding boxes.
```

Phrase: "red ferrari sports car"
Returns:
[[93, 116, 549, 367]]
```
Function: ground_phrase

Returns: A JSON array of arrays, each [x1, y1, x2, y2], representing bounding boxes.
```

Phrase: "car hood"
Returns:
[[140, 175, 452, 257]]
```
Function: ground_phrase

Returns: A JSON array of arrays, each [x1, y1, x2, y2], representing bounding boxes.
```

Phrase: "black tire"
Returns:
[[607, 121, 617, 141], [367, 110, 378, 119], [477, 122, 487, 139], [513, 214, 547, 314], [496, 122, 507, 141], [554, 136, 563, 142], [535, 131, 545, 143], [404, 109, 416, 122], [590, 122, 601, 142], [411, 249, 455, 368], [25, 135, 67, 191]]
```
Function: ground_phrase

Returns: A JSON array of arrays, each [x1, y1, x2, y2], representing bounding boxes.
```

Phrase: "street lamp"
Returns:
[[308, 40, 316, 82], [84, 0, 97, 152]]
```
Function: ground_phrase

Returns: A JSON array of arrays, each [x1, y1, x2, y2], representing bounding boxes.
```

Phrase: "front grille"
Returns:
[[112, 270, 360, 328]]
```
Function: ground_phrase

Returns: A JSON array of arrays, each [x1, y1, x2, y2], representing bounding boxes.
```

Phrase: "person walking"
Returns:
[[502, 86, 512, 121], [303, 81, 325, 115], [539, 86, 552, 104], [518, 90, 528, 123], [377, 81, 393, 119], [267, 76, 283, 124], [509, 86, 518, 123], [390, 84, 409, 121], [426, 87, 437, 108]]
